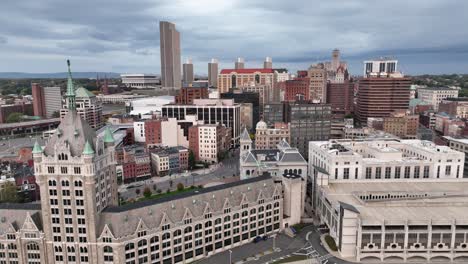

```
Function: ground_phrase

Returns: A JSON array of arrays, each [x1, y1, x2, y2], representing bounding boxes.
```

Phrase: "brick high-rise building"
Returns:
[[175, 86, 209, 104], [356, 63, 411, 125], [159, 21, 181, 88], [326, 78, 354, 119], [217, 68, 274, 94], [284, 78, 310, 102], [383, 111, 419, 139], [144, 119, 162, 146], [32, 83, 46, 117], [307, 63, 327, 103]]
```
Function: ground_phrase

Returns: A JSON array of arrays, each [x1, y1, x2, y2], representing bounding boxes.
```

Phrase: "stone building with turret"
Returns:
[[0, 63, 306, 264]]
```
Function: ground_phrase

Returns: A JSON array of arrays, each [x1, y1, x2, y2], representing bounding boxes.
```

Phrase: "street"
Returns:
[[118, 149, 240, 201]]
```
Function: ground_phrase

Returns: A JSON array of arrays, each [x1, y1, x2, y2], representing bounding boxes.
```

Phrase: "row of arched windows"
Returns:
[[48, 180, 83, 187]]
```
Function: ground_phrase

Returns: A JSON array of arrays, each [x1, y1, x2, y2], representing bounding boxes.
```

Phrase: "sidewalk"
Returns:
[[319, 234, 358, 263]]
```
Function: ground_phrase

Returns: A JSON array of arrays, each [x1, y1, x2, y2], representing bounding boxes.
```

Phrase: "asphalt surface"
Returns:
[[119, 150, 240, 201], [0, 136, 43, 158]]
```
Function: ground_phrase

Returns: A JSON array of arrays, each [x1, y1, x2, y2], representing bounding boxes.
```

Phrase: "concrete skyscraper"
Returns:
[[159, 21, 181, 89], [208, 58, 218, 88], [182, 58, 194, 85], [264, 57, 272, 69], [235, 57, 245, 69], [331, 49, 340, 71]]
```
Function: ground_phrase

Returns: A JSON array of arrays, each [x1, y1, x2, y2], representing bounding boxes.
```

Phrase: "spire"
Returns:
[[82, 140, 95, 155], [32, 140, 43, 154], [103, 127, 115, 143], [240, 127, 252, 142], [66, 59, 76, 111]]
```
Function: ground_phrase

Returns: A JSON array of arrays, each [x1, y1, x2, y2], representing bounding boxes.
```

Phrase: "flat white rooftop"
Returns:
[[323, 180, 468, 225]]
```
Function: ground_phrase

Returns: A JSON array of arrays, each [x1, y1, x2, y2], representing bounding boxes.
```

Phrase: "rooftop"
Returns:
[[323, 180, 468, 224], [220, 68, 274, 74]]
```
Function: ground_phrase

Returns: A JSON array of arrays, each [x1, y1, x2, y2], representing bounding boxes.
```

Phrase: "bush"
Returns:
[[177, 183, 184, 191], [190, 185, 195, 189], [166, 189, 170, 194], [143, 187, 152, 198], [156, 189, 162, 194], [325, 235, 338, 251]]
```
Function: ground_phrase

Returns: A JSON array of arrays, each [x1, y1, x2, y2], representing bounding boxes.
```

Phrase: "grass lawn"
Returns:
[[271, 255, 307, 264], [325, 235, 338, 251], [291, 223, 312, 233], [121, 187, 201, 205]]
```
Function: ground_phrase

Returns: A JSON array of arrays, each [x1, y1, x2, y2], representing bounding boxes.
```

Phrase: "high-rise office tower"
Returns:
[[32, 83, 62, 118], [307, 63, 327, 103], [264, 57, 272, 69], [159, 21, 181, 89], [208, 58, 218, 88], [182, 58, 194, 85], [331, 49, 340, 71], [235, 57, 245, 69], [357, 59, 411, 125]]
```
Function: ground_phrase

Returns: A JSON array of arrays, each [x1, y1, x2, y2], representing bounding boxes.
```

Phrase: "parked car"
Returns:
[[253, 236, 262, 243]]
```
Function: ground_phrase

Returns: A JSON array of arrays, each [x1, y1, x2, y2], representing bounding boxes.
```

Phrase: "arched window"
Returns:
[[242, 211, 248, 217], [250, 208, 256, 214], [173, 229, 181, 237], [224, 215, 230, 222], [298, 169, 302, 175], [80, 247, 88, 253], [184, 226, 192, 233], [138, 240, 147, 247], [61, 180, 69, 187], [74, 180, 82, 187], [54, 246, 62, 252], [284, 169, 287, 174], [231, 75, 237, 87], [266, 204, 272, 210], [162, 232, 170, 240], [195, 224, 202, 230], [215, 218, 222, 225], [26, 242, 39, 251], [67, 246, 75, 253], [125, 243, 134, 251], [205, 221, 212, 228], [233, 213, 240, 219], [150, 236, 159, 244], [255, 74, 260, 83], [246, 170, 250, 176], [293, 169, 297, 174], [103, 246, 113, 253]]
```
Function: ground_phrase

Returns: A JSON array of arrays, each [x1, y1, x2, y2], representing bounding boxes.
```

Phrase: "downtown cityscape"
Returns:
[[1, 1, 468, 264]]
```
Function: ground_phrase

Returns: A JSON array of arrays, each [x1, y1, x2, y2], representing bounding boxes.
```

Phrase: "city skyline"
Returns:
[[1, 0, 468, 75]]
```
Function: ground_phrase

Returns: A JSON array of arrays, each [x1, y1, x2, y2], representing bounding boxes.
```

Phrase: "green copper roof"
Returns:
[[103, 127, 115, 143], [82, 140, 95, 155], [65, 60, 76, 111], [32, 141, 43, 154], [75, 87, 96, 98]]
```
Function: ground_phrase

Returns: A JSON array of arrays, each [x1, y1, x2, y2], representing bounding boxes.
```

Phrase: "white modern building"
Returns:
[[308, 138, 468, 262], [120, 74, 160, 89], [418, 87, 459, 111], [363, 58, 399, 77], [96, 94, 149, 104], [126, 96, 175, 117], [43, 86, 62, 118], [162, 99, 242, 145]]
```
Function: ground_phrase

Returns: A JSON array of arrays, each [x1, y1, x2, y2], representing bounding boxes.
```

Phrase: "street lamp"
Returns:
[[229, 250, 232, 264]]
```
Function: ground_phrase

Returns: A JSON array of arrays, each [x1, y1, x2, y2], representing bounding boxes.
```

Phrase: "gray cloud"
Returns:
[[0, 0, 468, 74]]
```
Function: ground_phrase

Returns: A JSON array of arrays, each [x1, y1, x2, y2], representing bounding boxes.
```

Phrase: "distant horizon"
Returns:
[[1, 1, 468, 75]]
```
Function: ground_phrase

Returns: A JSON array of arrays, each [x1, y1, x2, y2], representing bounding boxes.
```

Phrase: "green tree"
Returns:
[[6, 112, 23, 123], [0, 182, 18, 203], [188, 150, 196, 170], [177, 183, 184, 191], [143, 187, 152, 198]]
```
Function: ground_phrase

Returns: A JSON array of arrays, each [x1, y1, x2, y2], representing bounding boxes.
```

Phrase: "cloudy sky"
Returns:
[[1, 0, 468, 75]]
